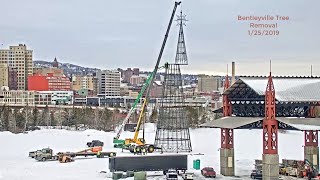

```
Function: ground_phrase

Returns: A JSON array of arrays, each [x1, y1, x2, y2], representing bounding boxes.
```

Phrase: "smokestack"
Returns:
[[231, 61, 235, 84]]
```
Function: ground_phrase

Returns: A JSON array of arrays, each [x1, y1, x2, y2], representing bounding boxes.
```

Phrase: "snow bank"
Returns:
[[0, 131, 14, 136]]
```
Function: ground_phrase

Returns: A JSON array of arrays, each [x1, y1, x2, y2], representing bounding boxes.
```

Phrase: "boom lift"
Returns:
[[112, 1, 181, 153]]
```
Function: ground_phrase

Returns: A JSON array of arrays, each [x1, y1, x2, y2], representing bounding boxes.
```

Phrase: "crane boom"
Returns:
[[114, 70, 156, 140], [132, 1, 181, 142]]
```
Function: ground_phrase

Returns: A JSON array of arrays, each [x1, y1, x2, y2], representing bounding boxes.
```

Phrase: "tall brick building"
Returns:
[[0, 44, 33, 90]]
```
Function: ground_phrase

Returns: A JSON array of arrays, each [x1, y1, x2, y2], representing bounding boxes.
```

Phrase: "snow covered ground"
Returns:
[[0, 124, 306, 180]]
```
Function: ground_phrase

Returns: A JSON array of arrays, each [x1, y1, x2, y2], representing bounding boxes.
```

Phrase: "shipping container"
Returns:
[[109, 154, 188, 172]]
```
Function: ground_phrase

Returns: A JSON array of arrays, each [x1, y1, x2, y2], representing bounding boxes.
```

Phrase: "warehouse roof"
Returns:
[[200, 117, 262, 129], [277, 117, 320, 131], [223, 77, 320, 102], [200, 116, 320, 131]]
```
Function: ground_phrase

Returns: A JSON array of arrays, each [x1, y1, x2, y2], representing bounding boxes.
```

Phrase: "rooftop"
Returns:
[[200, 116, 320, 131], [224, 76, 320, 102]]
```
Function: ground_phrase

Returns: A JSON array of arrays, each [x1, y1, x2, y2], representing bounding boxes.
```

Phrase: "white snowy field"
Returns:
[[0, 124, 305, 180]]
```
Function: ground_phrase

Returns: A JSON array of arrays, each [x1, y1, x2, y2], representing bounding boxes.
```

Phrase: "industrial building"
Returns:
[[0, 44, 33, 90], [0, 90, 35, 105], [198, 75, 222, 92], [35, 91, 73, 105]]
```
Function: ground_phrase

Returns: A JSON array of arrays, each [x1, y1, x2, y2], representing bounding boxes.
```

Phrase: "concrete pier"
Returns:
[[220, 148, 235, 176], [262, 154, 279, 180], [304, 146, 319, 169]]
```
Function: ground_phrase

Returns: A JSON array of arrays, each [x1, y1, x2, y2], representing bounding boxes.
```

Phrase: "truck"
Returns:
[[166, 169, 178, 180], [29, 149, 41, 158], [35, 148, 59, 161], [109, 154, 188, 174]]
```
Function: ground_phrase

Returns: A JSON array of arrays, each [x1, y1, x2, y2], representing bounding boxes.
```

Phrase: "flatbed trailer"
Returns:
[[68, 151, 116, 158], [109, 154, 187, 173]]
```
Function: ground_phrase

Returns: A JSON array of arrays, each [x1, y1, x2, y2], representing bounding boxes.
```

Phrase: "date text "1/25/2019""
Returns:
[[248, 30, 279, 36]]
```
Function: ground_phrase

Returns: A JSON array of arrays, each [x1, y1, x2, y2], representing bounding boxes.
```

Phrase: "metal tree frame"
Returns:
[[154, 64, 192, 152]]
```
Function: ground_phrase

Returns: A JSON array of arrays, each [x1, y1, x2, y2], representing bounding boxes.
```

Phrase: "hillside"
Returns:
[[33, 60, 101, 77]]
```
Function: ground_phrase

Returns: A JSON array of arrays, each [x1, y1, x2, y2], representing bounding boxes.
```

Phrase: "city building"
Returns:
[[150, 81, 163, 98], [0, 44, 33, 90], [0, 90, 35, 105], [74, 89, 95, 97], [35, 91, 73, 105], [0, 64, 8, 88], [33, 67, 63, 76], [97, 70, 120, 96], [72, 74, 95, 91], [197, 75, 222, 92], [129, 75, 146, 85], [120, 84, 130, 96], [8, 67, 18, 90], [120, 68, 139, 83], [28, 73, 72, 91], [132, 68, 139, 76]]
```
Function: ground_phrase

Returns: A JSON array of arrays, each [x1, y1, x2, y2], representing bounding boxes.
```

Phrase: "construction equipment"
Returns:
[[304, 159, 320, 178], [112, 1, 181, 153], [34, 140, 116, 162], [58, 154, 73, 163], [87, 140, 104, 147], [113, 66, 165, 148]]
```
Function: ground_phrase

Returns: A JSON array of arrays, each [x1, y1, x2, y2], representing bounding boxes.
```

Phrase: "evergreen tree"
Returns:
[[186, 107, 198, 128], [16, 109, 25, 130], [2, 107, 10, 131], [100, 108, 113, 131], [31, 107, 39, 126]]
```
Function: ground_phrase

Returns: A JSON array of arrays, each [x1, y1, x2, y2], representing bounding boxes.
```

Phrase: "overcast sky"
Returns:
[[1, 0, 320, 76]]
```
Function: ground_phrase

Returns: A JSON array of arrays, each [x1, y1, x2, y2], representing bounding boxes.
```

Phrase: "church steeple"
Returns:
[[52, 57, 59, 68]]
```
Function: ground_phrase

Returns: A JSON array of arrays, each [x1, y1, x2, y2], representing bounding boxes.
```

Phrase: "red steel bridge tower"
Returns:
[[220, 74, 235, 176], [262, 71, 279, 180]]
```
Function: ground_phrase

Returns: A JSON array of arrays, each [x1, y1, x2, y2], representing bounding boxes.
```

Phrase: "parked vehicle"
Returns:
[[250, 169, 262, 179], [182, 172, 194, 180], [201, 167, 216, 178], [166, 169, 178, 180], [29, 149, 41, 158], [35, 148, 59, 161], [86, 140, 104, 147]]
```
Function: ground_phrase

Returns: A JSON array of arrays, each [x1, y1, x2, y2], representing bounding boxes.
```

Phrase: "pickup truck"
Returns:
[[182, 172, 194, 180], [166, 169, 178, 180]]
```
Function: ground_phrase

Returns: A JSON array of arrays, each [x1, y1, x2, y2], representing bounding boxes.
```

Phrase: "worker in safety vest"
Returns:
[[142, 148, 146, 155], [133, 148, 136, 155]]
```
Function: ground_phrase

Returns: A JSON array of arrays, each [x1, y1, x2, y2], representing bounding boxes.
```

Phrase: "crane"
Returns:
[[113, 65, 165, 148], [112, 1, 182, 153]]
